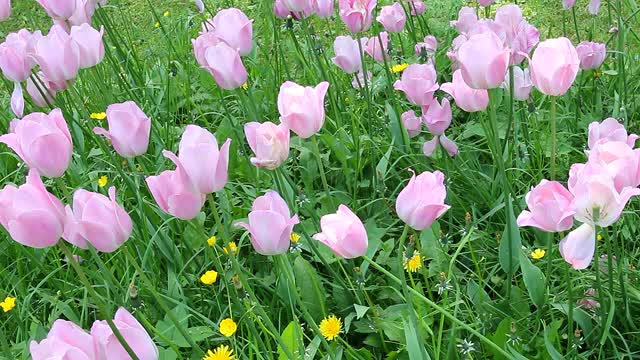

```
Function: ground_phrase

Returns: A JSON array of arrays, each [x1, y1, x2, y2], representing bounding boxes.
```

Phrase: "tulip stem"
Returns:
[[565, 265, 574, 353], [571, 7, 581, 42], [58, 242, 140, 360], [311, 136, 334, 207], [550, 96, 557, 180]]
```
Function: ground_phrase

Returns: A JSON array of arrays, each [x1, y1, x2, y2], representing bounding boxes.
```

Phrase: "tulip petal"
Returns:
[[559, 223, 596, 270]]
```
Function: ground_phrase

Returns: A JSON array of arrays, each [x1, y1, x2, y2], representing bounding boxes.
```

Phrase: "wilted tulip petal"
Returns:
[[559, 223, 596, 269], [313, 204, 368, 258], [439, 134, 458, 157], [422, 136, 438, 157]]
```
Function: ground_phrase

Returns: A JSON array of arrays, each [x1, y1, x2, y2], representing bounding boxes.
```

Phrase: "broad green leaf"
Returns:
[[403, 319, 427, 360], [543, 323, 565, 360], [278, 321, 303, 360], [519, 250, 546, 307], [499, 197, 521, 274], [293, 256, 326, 322], [386, 102, 408, 153], [354, 304, 369, 319]]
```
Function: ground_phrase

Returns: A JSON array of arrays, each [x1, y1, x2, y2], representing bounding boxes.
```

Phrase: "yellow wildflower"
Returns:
[[403, 251, 423, 273], [290, 232, 300, 243], [391, 63, 408, 73], [90, 112, 106, 120], [530, 248, 546, 260], [219, 318, 237, 337], [207, 236, 217, 247], [223, 242, 237, 255], [163, 10, 170, 17], [241, 82, 248, 90], [154, 22, 160, 28], [319, 315, 342, 341], [203, 345, 235, 360], [97, 176, 108, 188], [597, 234, 603, 241], [200, 270, 218, 285], [1, 297, 16, 313]]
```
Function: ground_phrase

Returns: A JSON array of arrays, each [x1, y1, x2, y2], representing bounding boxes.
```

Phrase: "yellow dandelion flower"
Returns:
[[163, 10, 170, 17], [223, 242, 237, 255], [391, 63, 408, 73], [154, 22, 160, 28], [219, 318, 237, 337], [97, 176, 108, 188], [319, 315, 342, 341], [203, 345, 235, 360], [90, 112, 106, 120], [290, 232, 300, 243], [403, 251, 423, 273], [207, 236, 217, 247], [597, 234, 603, 241], [530, 248, 546, 260], [1, 296, 16, 313], [241, 82, 248, 90], [200, 270, 218, 285]]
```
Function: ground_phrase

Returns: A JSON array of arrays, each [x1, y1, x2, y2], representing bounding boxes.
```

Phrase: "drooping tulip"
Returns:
[[393, 63, 439, 106], [529, 37, 580, 96], [235, 191, 299, 255], [401, 110, 422, 138], [315, 0, 334, 17], [559, 223, 595, 270], [244, 121, 290, 169], [93, 101, 151, 158], [208, 8, 253, 56], [331, 35, 365, 74], [502, 66, 533, 101], [0, 108, 72, 177], [587, 118, 638, 150], [450, 6, 477, 35], [414, 35, 437, 57], [440, 69, 489, 112], [576, 41, 606, 70], [571, 173, 640, 227], [396, 170, 450, 230], [313, 204, 368, 258], [422, 97, 451, 135], [63, 187, 133, 253], [0, 169, 66, 248], [33, 24, 80, 82], [376, 3, 406, 33], [70, 24, 104, 69], [423, 134, 458, 158], [91, 308, 159, 360], [588, 0, 601, 14], [457, 31, 510, 89], [204, 42, 248, 90], [516, 180, 575, 232], [364, 32, 389, 62], [0, 29, 41, 82], [30, 320, 95, 360], [277, 81, 329, 138], [37, 0, 77, 19], [587, 141, 640, 191], [338, 0, 377, 33]]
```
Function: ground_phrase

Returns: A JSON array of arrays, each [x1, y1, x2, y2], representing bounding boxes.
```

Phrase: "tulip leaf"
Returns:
[[293, 256, 326, 322], [386, 102, 409, 153], [403, 319, 429, 360], [499, 196, 521, 274], [519, 250, 546, 307]]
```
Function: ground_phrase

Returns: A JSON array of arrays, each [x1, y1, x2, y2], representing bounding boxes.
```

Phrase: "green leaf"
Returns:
[[386, 102, 408, 153], [543, 323, 565, 360], [278, 321, 303, 360], [354, 304, 370, 319], [403, 319, 428, 360], [499, 197, 521, 274], [519, 250, 546, 307], [552, 304, 593, 337], [293, 257, 326, 322]]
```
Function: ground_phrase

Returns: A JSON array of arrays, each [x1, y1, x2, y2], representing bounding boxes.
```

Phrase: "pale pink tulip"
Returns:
[[282, 0, 314, 13], [0, 169, 65, 248], [37, 0, 77, 19], [396, 170, 450, 230], [587, 141, 640, 191], [446, 34, 467, 71], [244, 121, 290, 169], [414, 35, 437, 57], [408, 0, 425, 15], [562, 0, 576, 9], [235, 191, 299, 255], [588, 0, 601, 14], [364, 32, 389, 62], [33, 24, 81, 82], [559, 223, 595, 269], [192, 31, 221, 71], [393, 63, 439, 106], [502, 66, 533, 101], [0, 0, 10, 21], [208, 8, 253, 56], [494, 4, 539, 65], [30, 320, 95, 360], [517, 180, 575, 232], [441, 69, 489, 112], [11, 82, 23, 118], [571, 173, 640, 227], [529, 37, 580, 96], [69, 0, 97, 25], [204, 42, 248, 90], [145, 166, 205, 220], [70, 24, 104, 69], [422, 97, 451, 135], [94, 101, 151, 158], [423, 134, 458, 158], [377, 3, 406, 33], [26, 71, 64, 107], [0, 29, 41, 82], [315, 0, 334, 17], [401, 110, 422, 138], [0, 108, 72, 177], [91, 308, 158, 360], [478, 0, 495, 6], [195, 0, 204, 13], [278, 81, 329, 138], [576, 41, 606, 70], [331, 35, 365, 74], [338, 0, 377, 33], [274, 0, 293, 18], [313, 204, 368, 258], [457, 31, 510, 89], [351, 70, 371, 89], [588, 118, 637, 150], [450, 6, 477, 34]]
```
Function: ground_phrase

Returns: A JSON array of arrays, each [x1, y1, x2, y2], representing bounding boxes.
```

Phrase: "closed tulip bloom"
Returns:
[[235, 191, 299, 255], [364, 32, 389, 62], [244, 121, 290, 169], [68, 0, 96, 26], [204, 42, 248, 90], [559, 223, 595, 269], [0, 0, 9, 21], [210, 8, 253, 56], [576, 41, 606, 70], [70, 24, 104, 69], [94, 101, 151, 158], [502, 66, 533, 101], [278, 81, 329, 138], [516, 180, 575, 232], [441, 69, 489, 112], [282, 0, 313, 13], [274, 0, 292, 18], [422, 97, 452, 135], [588, 141, 640, 191], [587, 118, 638, 150], [457, 31, 510, 89], [0, 169, 66, 248], [315, 0, 334, 17], [0, 109, 72, 177], [192, 31, 221, 71], [450, 6, 477, 34], [37, 0, 77, 19], [393, 63, 439, 106], [562, 0, 576, 9], [408, 1, 426, 15], [168, 125, 231, 194], [377, 3, 406, 33], [529, 37, 579, 96], [401, 110, 422, 138], [331, 35, 364, 74], [414, 35, 437, 56], [30, 320, 95, 360], [571, 173, 640, 227], [0, 29, 40, 82], [588, 0, 601, 14], [338, 0, 377, 33], [34, 24, 80, 82], [92, 308, 159, 360], [313, 204, 368, 258], [396, 170, 450, 230], [145, 166, 205, 220], [63, 187, 132, 253], [478, 0, 495, 5]]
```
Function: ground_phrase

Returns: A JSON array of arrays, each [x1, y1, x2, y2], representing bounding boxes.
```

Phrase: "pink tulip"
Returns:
[[396, 170, 450, 230], [70, 24, 104, 69], [145, 167, 205, 220], [30, 320, 95, 360], [235, 191, 299, 255], [588, 0, 601, 14], [195, 0, 204, 13], [422, 134, 458, 158], [33, 24, 80, 82], [559, 223, 595, 269], [577, 288, 600, 309], [502, 66, 533, 101], [0, 0, 9, 21], [457, 31, 510, 89], [244, 121, 290, 169], [26, 71, 64, 107], [516, 180, 575, 232], [478, 0, 495, 6], [576, 41, 606, 70], [0, 169, 65, 248], [377, 3, 406, 33], [0, 109, 72, 177], [494, 4, 539, 65], [165, 125, 231, 194], [401, 110, 422, 138], [69, 0, 97, 25], [414, 35, 437, 57], [192, 31, 221, 71], [0, 29, 40, 82], [441, 69, 489, 112], [63, 187, 132, 253], [338, 0, 377, 33], [446, 34, 467, 71], [408, 0, 425, 15], [588, 118, 637, 150], [282, 0, 314, 13], [11, 82, 23, 118], [562, 0, 576, 9], [204, 42, 248, 90], [331, 35, 365, 74], [351, 70, 371, 89], [278, 81, 329, 138], [313, 204, 368, 258], [94, 101, 151, 158], [274, 0, 292, 18], [364, 32, 389, 62], [393, 63, 439, 106], [315, 0, 334, 17], [450, 6, 477, 35], [209, 8, 253, 56], [587, 141, 640, 191], [529, 37, 580, 96], [91, 307, 159, 360], [37, 0, 77, 19], [422, 97, 451, 135]]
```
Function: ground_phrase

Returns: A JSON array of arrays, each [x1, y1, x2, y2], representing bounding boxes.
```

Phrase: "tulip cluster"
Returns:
[[273, 0, 334, 19], [30, 307, 158, 360]]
